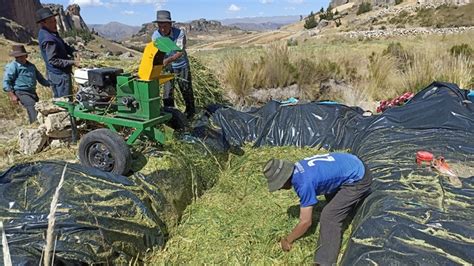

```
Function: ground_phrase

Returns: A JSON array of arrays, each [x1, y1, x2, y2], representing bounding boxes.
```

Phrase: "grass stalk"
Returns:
[[43, 163, 67, 266]]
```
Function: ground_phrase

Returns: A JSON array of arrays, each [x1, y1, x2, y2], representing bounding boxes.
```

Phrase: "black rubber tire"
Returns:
[[78, 128, 132, 176], [163, 106, 188, 131]]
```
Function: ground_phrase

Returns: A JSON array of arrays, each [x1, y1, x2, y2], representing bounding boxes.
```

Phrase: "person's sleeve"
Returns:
[[294, 182, 318, 207], [65, 42, 76, 57], [35, 66, 50, 87], [43, 42, 75, 68], [176, 29, 186, 50], [3, 63, 15, 92]]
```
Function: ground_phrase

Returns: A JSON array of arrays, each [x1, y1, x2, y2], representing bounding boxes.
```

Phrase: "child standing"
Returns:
[[3, 45, 50, 123]]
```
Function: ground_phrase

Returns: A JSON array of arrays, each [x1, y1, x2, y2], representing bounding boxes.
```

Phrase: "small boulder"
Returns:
[[44, 112, 71, 138], [50, 139, 68, 149], [35, 100, 66, 116], [19, 128, 48, 155]]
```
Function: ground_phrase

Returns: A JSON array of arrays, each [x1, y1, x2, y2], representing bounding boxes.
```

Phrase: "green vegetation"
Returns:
[[304, 12, 318, 29], [357, 2, 372, 15], [211, 32, 473, 104], [449, 43, 473, 59], [388, 3, 474, 28], [61, 29, 95, 43], [149, 146, 354, 264], [319, 6, 335, 21], [395, 0, 403, 5]]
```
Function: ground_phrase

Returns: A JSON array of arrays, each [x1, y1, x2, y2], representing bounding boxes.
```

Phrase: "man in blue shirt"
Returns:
[[151, 10, 195, 120], [3, 45, 50, 123], [36, 7, 79, 98], [264, 152, 373, 265]]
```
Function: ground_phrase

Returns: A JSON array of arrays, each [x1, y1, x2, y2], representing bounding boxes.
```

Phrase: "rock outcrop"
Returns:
[[43, 3, 89, 33], [0, 18, 34, 43], [0, 1, 89, 43], [0, 0, 42, 36], [130, 18, 239, 43]]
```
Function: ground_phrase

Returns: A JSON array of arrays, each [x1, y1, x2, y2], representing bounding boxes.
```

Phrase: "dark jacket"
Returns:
[[38, 27, 75, 75]]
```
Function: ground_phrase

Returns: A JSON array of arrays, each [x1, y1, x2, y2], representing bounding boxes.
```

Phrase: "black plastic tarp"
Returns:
[[197, 82, 474, 265], [0, 162, 167, 264]]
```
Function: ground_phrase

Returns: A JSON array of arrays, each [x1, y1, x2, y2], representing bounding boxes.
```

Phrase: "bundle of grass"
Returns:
[[149, 146, 354, 264]]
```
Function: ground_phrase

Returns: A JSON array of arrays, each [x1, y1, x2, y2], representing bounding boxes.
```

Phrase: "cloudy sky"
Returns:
[[42, 0, 329, 25]]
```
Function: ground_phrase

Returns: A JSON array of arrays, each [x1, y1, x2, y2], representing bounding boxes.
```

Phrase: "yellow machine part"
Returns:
[[138, 42, 174, 83]]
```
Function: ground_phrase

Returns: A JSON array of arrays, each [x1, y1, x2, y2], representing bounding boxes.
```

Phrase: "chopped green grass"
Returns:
[[148, 146, 354, 264]]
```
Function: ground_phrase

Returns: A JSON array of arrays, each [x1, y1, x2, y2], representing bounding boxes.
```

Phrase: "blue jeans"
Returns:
[[48, 72, 72, 98]]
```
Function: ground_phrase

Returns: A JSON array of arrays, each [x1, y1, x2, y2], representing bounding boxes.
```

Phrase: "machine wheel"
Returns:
[[78, 128, 132, 176]]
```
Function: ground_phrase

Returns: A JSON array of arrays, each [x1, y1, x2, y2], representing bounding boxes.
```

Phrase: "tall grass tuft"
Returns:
[[366, 53, 403, 99], [223, 55, 252, 106], [44, 164, 67, 266], [252, 42, 294, 89], [402, 51, 473, 91]]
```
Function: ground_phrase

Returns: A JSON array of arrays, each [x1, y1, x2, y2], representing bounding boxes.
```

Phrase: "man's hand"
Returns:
[[8, 92, 19, 105], [280, 238, 292, 252], [73, 59, 81, 68]]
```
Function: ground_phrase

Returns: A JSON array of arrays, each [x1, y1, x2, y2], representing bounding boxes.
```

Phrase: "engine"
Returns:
[[73, 68, 124, 110]]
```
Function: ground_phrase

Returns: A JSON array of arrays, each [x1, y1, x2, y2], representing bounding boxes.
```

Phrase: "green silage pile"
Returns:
[[134, 140, 226, 229], [149, 146, 354, 264]]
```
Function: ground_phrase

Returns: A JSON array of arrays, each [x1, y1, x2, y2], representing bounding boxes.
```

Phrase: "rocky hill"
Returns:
[[0, 0, 42, 36], [221, 15, 301, 31], [89, 22, 140, 41], [43, 4, 89, 33], [0, 1, 88, 43], [330, 0, 470, 8], [0, 0, 42, 42], [122, 18, 242, 51]]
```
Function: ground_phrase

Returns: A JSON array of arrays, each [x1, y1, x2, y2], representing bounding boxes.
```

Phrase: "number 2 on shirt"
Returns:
[[304, 154, 335, 166]]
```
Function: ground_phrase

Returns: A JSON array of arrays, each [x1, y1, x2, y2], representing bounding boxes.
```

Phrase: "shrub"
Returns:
[[304, 12, 318, 29], [287, 38, 298, 46], [382, 42, 413, 70], [449, 44, 473, 59], [395, 0, 403, 5], [357, 2, 372, 15]]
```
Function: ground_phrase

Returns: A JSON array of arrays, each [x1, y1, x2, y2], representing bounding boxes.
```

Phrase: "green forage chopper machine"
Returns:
[[55, 38, 182, 175]]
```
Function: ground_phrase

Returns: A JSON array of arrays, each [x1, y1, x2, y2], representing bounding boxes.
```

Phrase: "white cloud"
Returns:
[[287, 0, 304, 3], [70, 0, 105, 6], [112, 0, 167, 8], [260, 0, 273, 3], [121, 10, 135, 15], [228, 4, 241, 12]]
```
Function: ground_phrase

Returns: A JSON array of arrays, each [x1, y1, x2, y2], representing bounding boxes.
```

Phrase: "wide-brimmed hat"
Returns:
[[9, 45, 29, 57], [154, 10, 174, 23], [36, 7, 58, 23], [263, 159, 294, 192]]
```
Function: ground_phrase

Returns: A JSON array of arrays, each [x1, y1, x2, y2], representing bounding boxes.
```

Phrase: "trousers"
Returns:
[[314, 164, 373, 265], [15, 90, 39, 123], [162, 66, 195, 119]]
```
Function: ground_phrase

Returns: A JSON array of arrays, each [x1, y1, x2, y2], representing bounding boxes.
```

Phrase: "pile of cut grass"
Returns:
[[149, 146, 353, 264]]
